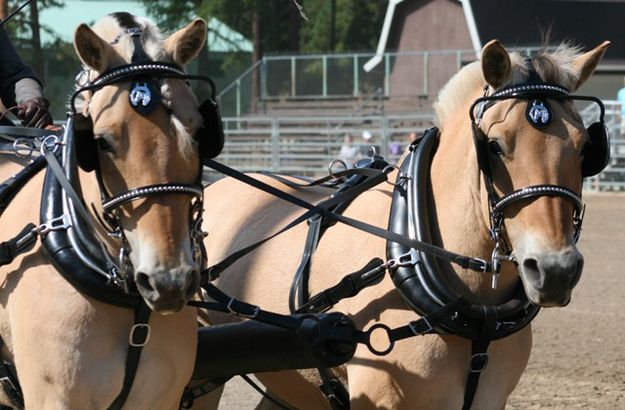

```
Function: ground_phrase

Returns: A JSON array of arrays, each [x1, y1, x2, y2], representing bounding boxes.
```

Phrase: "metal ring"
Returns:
[[364, 323, 394, 356], [382, 165, 402, 186], [13, 138, 34, 157], [40, 135, 60, 155], [328, 159, 348, 178]]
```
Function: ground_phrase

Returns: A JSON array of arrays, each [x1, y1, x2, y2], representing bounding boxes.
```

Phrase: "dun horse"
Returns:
[[201, 40, 609, 409], [0, 14, 219, 408]]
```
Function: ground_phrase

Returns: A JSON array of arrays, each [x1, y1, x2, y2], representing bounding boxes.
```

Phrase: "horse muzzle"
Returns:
[[517, 245, 584, 307], [135, 265, 200, 313]]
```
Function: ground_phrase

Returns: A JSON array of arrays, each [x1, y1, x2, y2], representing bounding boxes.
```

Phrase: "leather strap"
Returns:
[[108, 303, 152, 410], [289, 215, 322, 312], [462, 306, 498, 410], [318, 367, 350, 410], [0, 334, 23, 409], [0, 223, 37, 267], [202, 159, 493, 277], [296, 258, 385, 314]]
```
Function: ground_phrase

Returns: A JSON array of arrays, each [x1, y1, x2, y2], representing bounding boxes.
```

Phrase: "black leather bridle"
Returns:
[[469, 80, 604, 286], [69, 27, 215, 286]]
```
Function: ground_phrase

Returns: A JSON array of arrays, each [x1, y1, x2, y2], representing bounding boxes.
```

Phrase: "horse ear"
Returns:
[[74, 23, 116, 72], [164, 18, 207, 66], [572, 41, 610, 91], [481, 40, 512, 89]]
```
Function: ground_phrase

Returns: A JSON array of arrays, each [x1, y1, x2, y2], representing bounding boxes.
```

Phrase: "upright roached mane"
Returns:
[[435, 44, 584, 128], [75, 14, 200, 159]]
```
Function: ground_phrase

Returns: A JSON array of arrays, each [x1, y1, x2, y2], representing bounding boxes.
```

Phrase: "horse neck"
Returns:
[[430, 111, 519, 304]]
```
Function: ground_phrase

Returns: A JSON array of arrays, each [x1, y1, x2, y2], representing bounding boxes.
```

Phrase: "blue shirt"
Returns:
[[617, 87, 625, 116]]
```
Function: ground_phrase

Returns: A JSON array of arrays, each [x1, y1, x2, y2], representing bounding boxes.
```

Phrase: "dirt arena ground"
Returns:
[[217, 194, 625, 409]]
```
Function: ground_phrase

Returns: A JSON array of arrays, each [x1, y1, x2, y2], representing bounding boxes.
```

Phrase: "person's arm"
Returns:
[[0, 28, 51, 127]]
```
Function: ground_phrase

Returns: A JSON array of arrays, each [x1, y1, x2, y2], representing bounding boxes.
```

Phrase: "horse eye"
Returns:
[[489, 140, 504, 156], [96, 137, 113, 152]]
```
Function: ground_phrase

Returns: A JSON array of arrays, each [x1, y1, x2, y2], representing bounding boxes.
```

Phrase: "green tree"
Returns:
[[5, 0, 66, 78], [299, 0, 386, 53]]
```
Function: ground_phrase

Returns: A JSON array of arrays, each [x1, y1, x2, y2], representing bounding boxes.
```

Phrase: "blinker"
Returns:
[[129, 80, 160, 115], [526, 99, 552, 129]]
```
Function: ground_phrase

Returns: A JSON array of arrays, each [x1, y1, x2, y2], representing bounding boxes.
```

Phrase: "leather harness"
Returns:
[[0, 63, 607, 410]]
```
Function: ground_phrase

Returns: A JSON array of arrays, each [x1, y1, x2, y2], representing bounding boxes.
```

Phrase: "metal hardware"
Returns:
[[328, 159, 348, 178], [227, 298, 260, 319], [128, 323, 151, 347], [35, 215, 71, 235], [469, 352, 489, 373], [40, 135, 61, 155], [127, 27, 143, 37], [385, 249, 419, 270], [0, 375, 18, 391], [473, 258, 489, 274], [13, 138, 35, 157], [106, 267, 126, 289], [409, 317, 433, 335]]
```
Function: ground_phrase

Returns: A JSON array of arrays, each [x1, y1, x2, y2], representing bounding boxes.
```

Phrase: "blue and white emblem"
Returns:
[[128, 81, 160, 115], [526, 99, 552, 129], [130, 82, 152, 107]]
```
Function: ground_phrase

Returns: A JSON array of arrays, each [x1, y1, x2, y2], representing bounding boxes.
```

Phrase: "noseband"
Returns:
[[469, 76, 605, 284], [70, 25, 215, 287]]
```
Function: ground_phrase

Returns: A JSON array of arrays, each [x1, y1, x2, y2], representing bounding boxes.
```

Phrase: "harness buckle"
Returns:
[[129, 323, 151, 347], [409, 317, 433, 335], [469, 353, 489, 373], [127, 27, 143, 37], [473, 258, 489, 273], [227, 298, 260, 319]]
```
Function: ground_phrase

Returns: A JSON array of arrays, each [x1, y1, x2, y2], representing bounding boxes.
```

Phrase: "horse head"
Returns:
[[473, 40, 609, 306], [72, 14, 216, 313]]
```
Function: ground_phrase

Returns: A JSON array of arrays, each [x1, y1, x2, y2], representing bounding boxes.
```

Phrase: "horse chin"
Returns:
[[141, 296, 187, 314], [521, 282, 572, 307], [134, 266, 200, 314], [513, 241, 583, 308]]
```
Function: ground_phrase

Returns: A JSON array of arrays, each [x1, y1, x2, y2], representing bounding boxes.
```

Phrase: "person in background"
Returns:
[[0, 27, 52, 128], [616, 76, 625, 135], [360, 130, 380, 158], [339, 133, 359, 168]]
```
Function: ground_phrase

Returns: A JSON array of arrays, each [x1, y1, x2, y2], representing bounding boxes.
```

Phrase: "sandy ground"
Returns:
[[216, 194, 625, 409]]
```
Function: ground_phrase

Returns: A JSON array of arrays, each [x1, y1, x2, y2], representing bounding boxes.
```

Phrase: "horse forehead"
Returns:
[[486, 100, 583, 138], [89, 88, 158, 132]]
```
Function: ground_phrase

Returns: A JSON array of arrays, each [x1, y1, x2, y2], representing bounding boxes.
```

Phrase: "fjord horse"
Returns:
[[0, 14, 213, 408], [201, 40, 609, 409]]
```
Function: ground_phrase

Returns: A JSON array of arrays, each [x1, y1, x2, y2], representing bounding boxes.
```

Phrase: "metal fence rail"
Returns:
[[582, 100, 625, 192], [213, 106, 625, 192], [217, 47, 545, 117], [216, 114, 433, 175]]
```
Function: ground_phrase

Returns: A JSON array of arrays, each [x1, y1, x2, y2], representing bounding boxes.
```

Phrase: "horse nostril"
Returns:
[[136, 272, 154, 292], [522, 258, 542, 285]]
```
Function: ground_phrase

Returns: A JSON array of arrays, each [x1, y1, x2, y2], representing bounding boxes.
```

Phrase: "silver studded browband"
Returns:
[[102, 183, 203, 213], [491, 83, 570, 98], [70, 61, 216, 114], [91, 63, 185, 86], [492, 184, 583, 215]]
